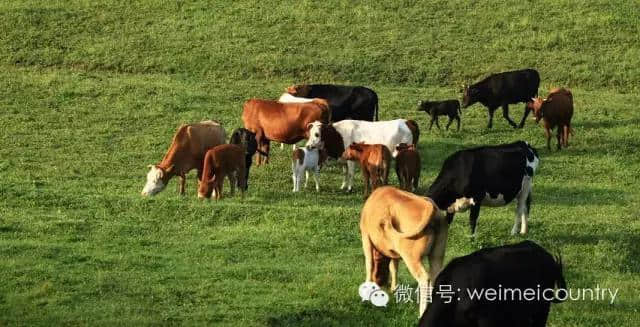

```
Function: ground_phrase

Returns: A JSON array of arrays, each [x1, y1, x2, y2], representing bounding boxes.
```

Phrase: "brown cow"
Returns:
[[142, 120, 226, 196], [527, 87, 574, 150], [360, 186, 475, 316], [393, 143, 421, 192], [242, 99, 330, 165], [341, 143, 391, 197], [198, 144, 246, 200]]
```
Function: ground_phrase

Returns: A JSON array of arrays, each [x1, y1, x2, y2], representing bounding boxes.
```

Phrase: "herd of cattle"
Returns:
[[140, 68, 575, 326]]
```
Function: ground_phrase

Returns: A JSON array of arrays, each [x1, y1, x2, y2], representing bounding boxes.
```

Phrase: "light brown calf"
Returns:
[[360, 186, 474, 316], [198, 144, 246, 200], [341, 143, 391, 197], [394, 143, 421, 192], [527, 87, 574, 150]]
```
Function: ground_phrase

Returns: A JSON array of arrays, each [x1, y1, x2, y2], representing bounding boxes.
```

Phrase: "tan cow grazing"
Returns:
[[198, 144, 246, 200], [142, 120, 226, 196], [527, 87, 574, 150], [341, 143, 391, 197], [242, 99, 330, 165], [393, 143, 421, 192], [360, 186, 475, 316]]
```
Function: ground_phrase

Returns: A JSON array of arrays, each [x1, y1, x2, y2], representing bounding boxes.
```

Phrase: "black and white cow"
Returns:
[[286, 84, 379, 122], [462, 69, 540, 129], [426, 141, 540, 235], [229, 128, 265, 190], [418, 240, 566, 327]]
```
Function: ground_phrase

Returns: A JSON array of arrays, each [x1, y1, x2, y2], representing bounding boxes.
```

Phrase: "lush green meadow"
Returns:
[[1, 1, 639, 326]]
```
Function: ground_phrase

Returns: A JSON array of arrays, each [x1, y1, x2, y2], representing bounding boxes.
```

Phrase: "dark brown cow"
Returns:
[[242, 99, 330, 165], [405, 119, 420, 145], [341, 143, 391, 197], [394, 143, 421, 192], [198, 144, 246, 200], [142, 120, 226, 196], [527, 87, 574, 150]]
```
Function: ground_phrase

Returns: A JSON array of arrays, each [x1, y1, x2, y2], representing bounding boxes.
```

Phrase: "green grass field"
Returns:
[[1, 1, 639, 326]]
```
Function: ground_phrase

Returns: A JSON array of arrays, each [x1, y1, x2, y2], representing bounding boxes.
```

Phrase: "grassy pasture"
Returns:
[[1, 1, 639, 326]]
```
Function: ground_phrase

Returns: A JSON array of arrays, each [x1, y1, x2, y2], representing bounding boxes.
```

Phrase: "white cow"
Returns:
[[305, 119, 414, 191]]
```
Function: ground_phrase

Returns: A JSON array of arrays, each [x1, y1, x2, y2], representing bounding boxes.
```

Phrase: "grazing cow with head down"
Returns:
[[305, 119, 414, 192], [198, 144, 246, 200], [291, 143, 327, 192], [360, 186, 475, 316], [418, 100, 462, 131], [393, 143, 421, 192], [286, 84, 379, 122], [427, 141, 540, 235], [342, 143, 391, 197], [527, 87, 574, 150], [141, 120, 226, 196], [462, 69, 540, 129], [418, 240, 567, 327], [241, 99, 330, 165]]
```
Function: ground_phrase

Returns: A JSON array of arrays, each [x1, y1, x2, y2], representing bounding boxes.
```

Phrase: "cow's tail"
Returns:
[[405, 119, 419, 145], [385, 204, 434, 239], [552, 253, 568, 303]]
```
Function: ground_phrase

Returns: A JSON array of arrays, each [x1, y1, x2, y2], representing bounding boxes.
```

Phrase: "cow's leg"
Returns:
[[304, 170, 309, 189], [434, 117, 441, 130], [382, 165, 389, 186], [340, 162, 348, 190], [402, 252, 429, 317], [228, 172, 236, 196], [502, 104, 518, 128], [445, 116, 454, 130], [455, 116, 461, 131], [263, 141, 271, 164], [312, 169, 320, 192], [389, 258, 399, 292], [487, 107, 497, 129], [428, 116, 435, 131], [361, 231, 374, 283], [346, 160, 356, 192], [178, 174, 186, 195], [563, 125, 570, 147], [427, 218, 449, 312], [544, 127, 552, 150], [362, 168, 371, 197], [469, 204, 481, 236], [518, 103, 531, 128], [556, 127, 562, 150], [513, 177, 533, 235]]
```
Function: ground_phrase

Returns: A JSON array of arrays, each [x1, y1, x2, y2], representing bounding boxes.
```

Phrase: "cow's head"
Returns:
[[371, 247, 391, 287], [342, 142, 364, 161], [528, 97, 545, 123], [286, 84, 311, 97], [305, 121, 323, 148], [461, 84, 478, 108], [392, 142, 415, 157], [141, 164, 172, 196], [417, 100, 432, 113], [197, 175, 216, 199]]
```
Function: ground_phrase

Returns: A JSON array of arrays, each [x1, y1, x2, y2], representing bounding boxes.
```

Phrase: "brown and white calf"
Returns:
[[291, 144, 327, 192], [393, 143, 421, 192], [341, 143, 391, 197], [527, 87, 574, 150], [198, 144, 246, 200], [142, 120, 226, 196]]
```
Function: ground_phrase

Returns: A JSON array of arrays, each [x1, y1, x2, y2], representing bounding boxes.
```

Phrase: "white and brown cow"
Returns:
[[305, 119, 414, 192], [141, 120, 226, 196]]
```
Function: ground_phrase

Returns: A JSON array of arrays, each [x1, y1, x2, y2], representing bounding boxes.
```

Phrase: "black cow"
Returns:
[[286, 84, 379, 122], [229, 128, 265, 190], [462, 69, 540, 129], [418, 240, 566, 327], [426, 141, 540, 235], [417, 100, 462, 131]]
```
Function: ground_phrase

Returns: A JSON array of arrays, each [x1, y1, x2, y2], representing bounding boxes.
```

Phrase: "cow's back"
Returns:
[[483, 69, 540, 103], [186, 121, 227, 156], [543, 89, 574, 125], [335, 119, 412, 152]]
